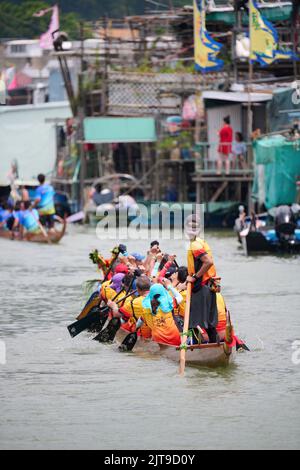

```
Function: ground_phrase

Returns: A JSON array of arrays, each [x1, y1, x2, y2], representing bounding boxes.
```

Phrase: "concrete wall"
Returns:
[[0, 102, 72, 181]]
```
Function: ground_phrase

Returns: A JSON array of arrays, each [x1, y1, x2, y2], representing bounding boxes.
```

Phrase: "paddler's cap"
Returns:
[[111, 244, 128, 257], [118, 244, 128, 255], [115, 263, 129, 274], [130, 252, 145, 262]]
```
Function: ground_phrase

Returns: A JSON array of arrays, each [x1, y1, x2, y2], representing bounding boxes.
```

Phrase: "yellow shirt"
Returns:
[[177, 289, 187, 318], [102, 284, 126, 303], [216, 293, 226, 323], [121, 296, 153, 338]]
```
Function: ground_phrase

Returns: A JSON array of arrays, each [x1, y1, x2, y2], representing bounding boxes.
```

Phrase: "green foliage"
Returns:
[[0, 0, 189, 39], [0, 0, 82, 39], [157, 131, 194, 152]]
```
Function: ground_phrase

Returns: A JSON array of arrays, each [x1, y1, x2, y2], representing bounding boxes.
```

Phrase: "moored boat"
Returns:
[[241, 229, 300, 255], [238, 206, 300, 255]]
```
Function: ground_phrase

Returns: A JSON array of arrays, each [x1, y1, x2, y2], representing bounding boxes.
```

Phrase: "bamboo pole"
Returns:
[[179, 281, 192, 376]]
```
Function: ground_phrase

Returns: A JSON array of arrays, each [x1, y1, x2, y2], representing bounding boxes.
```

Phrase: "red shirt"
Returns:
[[219, 125, 233, 155]]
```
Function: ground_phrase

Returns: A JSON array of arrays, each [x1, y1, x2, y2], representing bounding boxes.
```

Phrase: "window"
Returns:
[[11, 44, 26, 54]]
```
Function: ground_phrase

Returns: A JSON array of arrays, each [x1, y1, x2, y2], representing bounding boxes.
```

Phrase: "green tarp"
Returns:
[[253, 135, 300, 209], [84, 117, 157, 143], [267, 88, 300, 133]]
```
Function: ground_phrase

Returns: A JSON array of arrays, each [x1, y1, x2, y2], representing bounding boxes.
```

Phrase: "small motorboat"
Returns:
[[240, 205, 300, 255]]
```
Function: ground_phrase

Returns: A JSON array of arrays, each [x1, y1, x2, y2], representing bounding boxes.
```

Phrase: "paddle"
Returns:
[[38, 221, 52, 245], [66, 211, 85, 224], [118, 317, 144, 352], [89, 286, 129, 334], [93, 275, 137, 344], [68, 304, 109, 338], [67, 289, 137, 339], [179, 281, 192, 376], [77, 292, 100, 321]]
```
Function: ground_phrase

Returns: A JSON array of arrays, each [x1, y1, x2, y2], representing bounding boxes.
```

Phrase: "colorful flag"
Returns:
[[193, 0, 223, 73], [33, 5, 59, 50], [5, 67, 17, 91], [250, 0, 297, 66]]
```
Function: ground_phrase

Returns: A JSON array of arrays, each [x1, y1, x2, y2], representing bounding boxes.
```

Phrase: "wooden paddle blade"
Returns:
[[67, 307, 107, 338], [93, 318, 121, 343], [119, 332, 138, 352]]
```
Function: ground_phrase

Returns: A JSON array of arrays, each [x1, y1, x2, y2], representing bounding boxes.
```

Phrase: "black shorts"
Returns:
[[6, 215, 15, 231], [40, 214, 55, 229]]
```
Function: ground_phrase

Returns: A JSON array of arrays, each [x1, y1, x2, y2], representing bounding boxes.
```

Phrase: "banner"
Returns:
[[33, 5, 59, 49], [250, 0, 297, 66], [193, 0, 223, 73], [5, 67, 17, 91]]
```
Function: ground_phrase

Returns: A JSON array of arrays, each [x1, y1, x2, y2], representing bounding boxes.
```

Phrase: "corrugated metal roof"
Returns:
[[202, 91, 273, 103]]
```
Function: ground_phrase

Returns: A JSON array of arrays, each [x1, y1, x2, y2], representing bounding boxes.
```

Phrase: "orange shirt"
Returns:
[[151, 308, 181, 347]]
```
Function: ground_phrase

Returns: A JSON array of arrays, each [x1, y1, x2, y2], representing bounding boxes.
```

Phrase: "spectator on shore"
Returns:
[[217, 116, 233, 175]]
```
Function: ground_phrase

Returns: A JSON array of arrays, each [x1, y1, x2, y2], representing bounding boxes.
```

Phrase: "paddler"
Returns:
[[0, 202, 15, 233], [101, 273, 126, 303], [185, 214, 219, 344], [109, 275, 153, 340], [142, 284, 181, 347], [168, 266, 188, 329], [17, 201, 44, 239]]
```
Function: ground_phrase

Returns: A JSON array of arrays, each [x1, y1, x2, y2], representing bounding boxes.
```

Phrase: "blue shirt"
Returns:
[[0, 209, 11, 223], [35, 184, 55, 215], [19, 209, 40, 232]]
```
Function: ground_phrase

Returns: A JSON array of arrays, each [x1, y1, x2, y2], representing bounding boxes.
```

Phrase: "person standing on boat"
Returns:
[[185, 215, 219, 344], [33, 174, 56, 230]]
